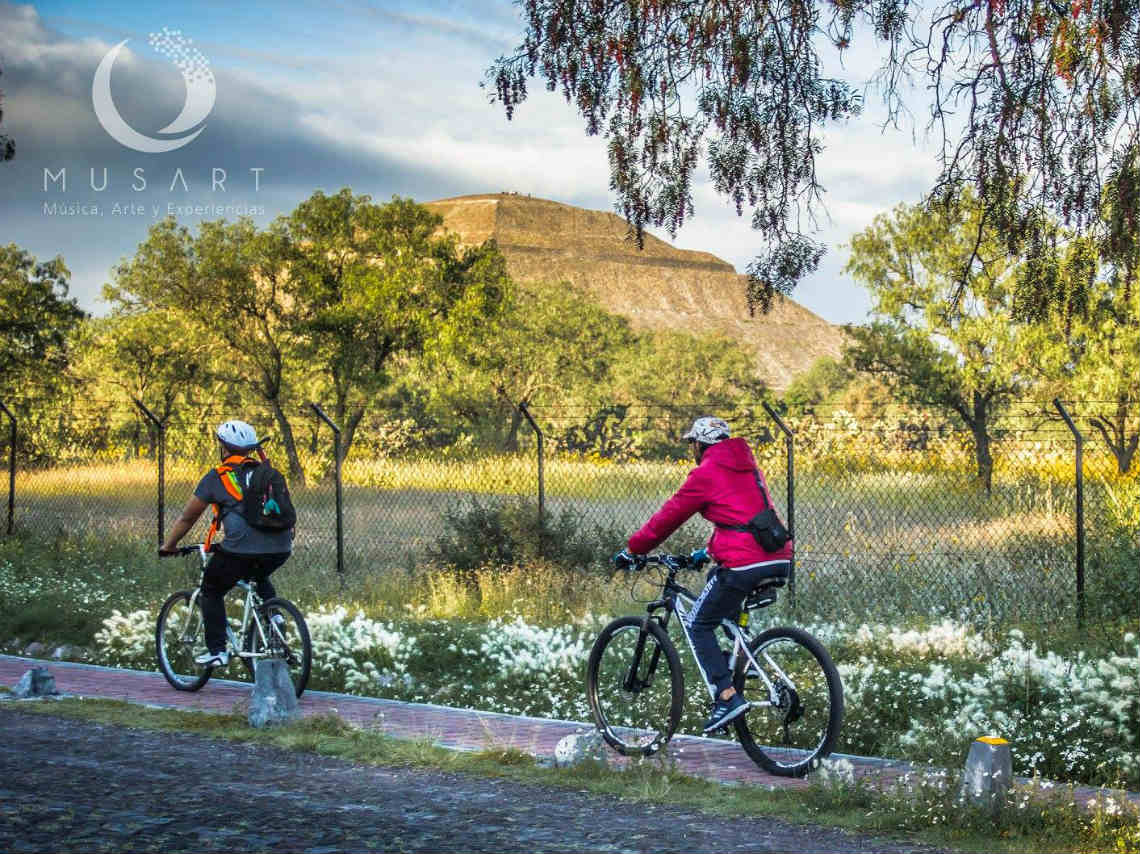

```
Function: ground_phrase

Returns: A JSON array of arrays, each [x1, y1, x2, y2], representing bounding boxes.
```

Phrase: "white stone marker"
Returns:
[[963, 736, 1012, 811], [248, 659, 300, 728]]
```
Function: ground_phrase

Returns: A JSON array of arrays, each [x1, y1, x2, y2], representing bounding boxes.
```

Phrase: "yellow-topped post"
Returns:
[[963, 735, 1012, 811]]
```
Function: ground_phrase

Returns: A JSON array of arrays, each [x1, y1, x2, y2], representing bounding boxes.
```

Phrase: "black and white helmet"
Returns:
[[682, 416, 731, 445], [216, 419, 259, 450]]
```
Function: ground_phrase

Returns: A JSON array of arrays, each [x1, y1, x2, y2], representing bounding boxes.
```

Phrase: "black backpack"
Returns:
[[222, 459, 297, 531]]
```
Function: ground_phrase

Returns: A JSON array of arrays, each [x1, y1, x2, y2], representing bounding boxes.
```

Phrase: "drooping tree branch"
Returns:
[[487, 0, 1139, 318]]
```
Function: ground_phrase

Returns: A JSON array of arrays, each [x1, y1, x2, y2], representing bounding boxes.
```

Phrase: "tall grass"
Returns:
[[10, 445, 1134, 625]]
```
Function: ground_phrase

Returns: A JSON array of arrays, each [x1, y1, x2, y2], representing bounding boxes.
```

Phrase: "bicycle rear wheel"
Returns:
[[242, 597, 312, 698], [155, 590, 211, 692], [732, 626, 843, 777], [586, 616, 684, 756]]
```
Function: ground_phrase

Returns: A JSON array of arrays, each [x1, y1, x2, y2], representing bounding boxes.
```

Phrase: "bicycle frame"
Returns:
[[642, 563, 792, 710], [180, 546, 271, 660]]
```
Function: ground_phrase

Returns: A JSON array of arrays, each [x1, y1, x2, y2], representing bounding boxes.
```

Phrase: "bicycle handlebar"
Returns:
[[632, 552, 704, 572]]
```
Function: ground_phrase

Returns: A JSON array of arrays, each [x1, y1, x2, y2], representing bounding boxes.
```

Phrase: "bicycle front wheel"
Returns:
[[155, 590, 211, 692], [586, 616, 684, 756], [733, 626, 844, 777], [242, 597, 312, 698]]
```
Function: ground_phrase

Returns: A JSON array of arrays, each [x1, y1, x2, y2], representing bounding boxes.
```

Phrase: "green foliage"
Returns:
[[783, 357, 853, 415], [426, 279, 628, 449], [102, 192, 513, 481], [285, 190, 512, 463], [487, 0, 1139, 317], [1085, 475, 1140, 620], [806, 760, 1140, 854], [430, 496, 620, 573], [0, 530, 170, 645], [1024, 246, 1140, 474], [0, 244, 86, 407], [843, 193, 1036, 489]]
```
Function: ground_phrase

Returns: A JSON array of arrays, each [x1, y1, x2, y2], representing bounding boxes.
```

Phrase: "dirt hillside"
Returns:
[[425, 193, 845, 390]]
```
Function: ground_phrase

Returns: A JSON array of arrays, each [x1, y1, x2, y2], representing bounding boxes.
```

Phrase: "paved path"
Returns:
[[0, 709, 944, 854], [2, 654, 1135, 808]]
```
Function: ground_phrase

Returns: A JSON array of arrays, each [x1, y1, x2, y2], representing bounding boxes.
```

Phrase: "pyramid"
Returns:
[[425, 193, 845, 390]]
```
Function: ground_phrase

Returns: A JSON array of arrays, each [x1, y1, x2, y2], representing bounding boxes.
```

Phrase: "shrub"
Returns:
[[430, 496, 621, 572]]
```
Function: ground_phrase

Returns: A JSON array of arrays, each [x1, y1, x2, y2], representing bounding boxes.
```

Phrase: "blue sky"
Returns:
[[1, 0, 943, 324]]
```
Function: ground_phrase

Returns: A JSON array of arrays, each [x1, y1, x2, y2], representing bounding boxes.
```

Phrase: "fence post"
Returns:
[[762, 402, 795, 609], [517, 401, 542, 556], [518, 402, 545, 531], [133, 400, 165, 546], [1053, 399, 1085, 628], [309, 403, 344, 581], [0, 401, 15, 536]]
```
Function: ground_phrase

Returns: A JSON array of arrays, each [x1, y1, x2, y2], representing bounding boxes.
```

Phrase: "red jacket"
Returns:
[[627, 437, 793, 566]]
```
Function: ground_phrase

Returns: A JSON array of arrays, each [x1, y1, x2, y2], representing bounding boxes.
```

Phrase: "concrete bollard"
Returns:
[[247, 659, 299, 728], [963, 736, 1012, 811], [554, 731, 610, 768], [10, 666, 58, 699]]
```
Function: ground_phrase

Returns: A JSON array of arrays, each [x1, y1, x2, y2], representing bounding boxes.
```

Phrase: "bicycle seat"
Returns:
[[743, 573, 786, 610]]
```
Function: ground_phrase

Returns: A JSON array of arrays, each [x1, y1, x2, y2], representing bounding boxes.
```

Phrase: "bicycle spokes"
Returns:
[[734, 628, 843, 776], [156, 590, 211, 692], [588, 618, 684, 756]]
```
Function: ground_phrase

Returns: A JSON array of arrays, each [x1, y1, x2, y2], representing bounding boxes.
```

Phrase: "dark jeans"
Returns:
[[684, 562, 791, 697], [200, 550, 291, 654]]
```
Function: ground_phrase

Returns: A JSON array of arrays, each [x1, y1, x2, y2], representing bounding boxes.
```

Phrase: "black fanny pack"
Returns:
[[717, 471, 792, 552]]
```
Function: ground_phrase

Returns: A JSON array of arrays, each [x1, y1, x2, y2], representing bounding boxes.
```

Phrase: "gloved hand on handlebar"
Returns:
[[612, 548, 643, 571], [157, 548, 178, 557], [689, 547, 710, 568]]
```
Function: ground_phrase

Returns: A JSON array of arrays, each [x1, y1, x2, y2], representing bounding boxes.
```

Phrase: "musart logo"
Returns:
[[92, 27, 215, 154]]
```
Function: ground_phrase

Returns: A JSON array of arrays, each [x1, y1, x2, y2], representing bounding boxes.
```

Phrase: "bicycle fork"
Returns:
[[623, 614, 666, 692]]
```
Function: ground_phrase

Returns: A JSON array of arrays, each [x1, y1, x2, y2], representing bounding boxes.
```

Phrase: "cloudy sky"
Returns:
[[0, 0, 943, 324]]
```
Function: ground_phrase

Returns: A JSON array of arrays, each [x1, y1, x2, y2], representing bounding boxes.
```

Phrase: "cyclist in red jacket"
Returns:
[[614, 416, 792, 733]]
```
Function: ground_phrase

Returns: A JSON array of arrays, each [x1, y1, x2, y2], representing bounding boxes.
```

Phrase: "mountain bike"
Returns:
[[586, 552, 843, 777], [155, 544, 312, 697]]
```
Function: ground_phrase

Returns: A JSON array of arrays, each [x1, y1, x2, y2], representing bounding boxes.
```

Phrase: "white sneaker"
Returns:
[[194, 650, 230, 667]]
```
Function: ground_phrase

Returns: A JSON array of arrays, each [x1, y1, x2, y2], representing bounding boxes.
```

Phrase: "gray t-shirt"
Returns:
[[194, 464, 293, 555]]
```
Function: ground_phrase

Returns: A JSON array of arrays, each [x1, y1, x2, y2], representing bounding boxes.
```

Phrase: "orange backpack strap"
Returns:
[[215, 455, 255, 501], [204, 504, 220, 551]]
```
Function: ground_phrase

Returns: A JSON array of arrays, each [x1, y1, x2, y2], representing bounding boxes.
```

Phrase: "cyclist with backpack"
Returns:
[[614, 416, 792, 734], [159, 420, 296, 668]]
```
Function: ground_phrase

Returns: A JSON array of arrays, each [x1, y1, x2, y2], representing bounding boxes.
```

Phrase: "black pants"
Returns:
[[200, 550, 291, 654], [685, 562, 790, 697]]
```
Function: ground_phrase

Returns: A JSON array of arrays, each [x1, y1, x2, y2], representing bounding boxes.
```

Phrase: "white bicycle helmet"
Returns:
[[682, 416, 731, 445], [215, 419, 259, 450]]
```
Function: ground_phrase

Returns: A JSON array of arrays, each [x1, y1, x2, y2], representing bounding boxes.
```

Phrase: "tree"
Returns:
[[1078, 270, 1139, 474], [843, 196, 1035, 490], [0, 245, 86, 401], [110, 192, 515, 477], [611, 329, 769, 454], [487, 0, 1139, 315], [1023, 239, 1139, 473], [71, 309, 215, 458], [109, 218, 310, 483], [782, 357, 853, 415], [0, 64, 14, 161], [430, 280, 630, 450], [284, 191, 513, 465]]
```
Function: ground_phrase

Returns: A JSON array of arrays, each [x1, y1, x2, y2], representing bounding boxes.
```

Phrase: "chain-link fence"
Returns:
[[2, 396, 1133, 629]]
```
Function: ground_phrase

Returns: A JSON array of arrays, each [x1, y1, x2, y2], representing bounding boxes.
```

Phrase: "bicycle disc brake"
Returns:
[[774, 681, 804, 744]]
